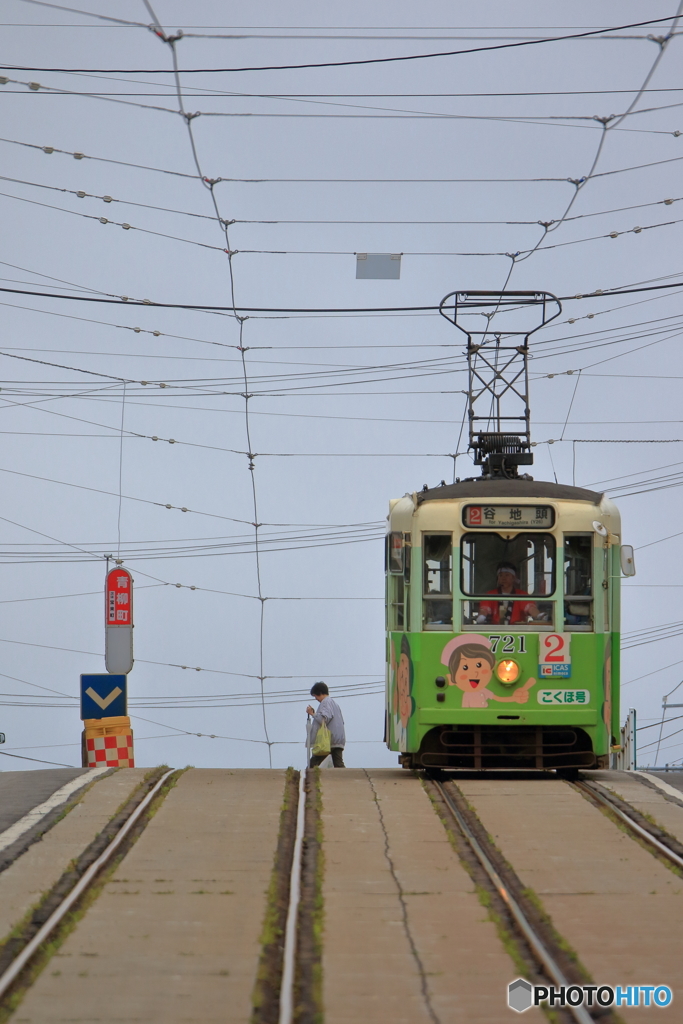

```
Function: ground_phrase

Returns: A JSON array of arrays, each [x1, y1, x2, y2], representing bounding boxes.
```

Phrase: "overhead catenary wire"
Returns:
[[483, 0, 683, 283], [3, 132, 683, 186], [3, 183, 682, 257], [2, 12, 680, 72], [2, 286, 683, 356], [1, 278, 683, 312], [0, 632, 386, 680], [143, 0, 275, 765], [6, 72, 683, 137]]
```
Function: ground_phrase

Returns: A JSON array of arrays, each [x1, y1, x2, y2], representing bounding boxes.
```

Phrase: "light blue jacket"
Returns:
[[310, 696, 345, 748]]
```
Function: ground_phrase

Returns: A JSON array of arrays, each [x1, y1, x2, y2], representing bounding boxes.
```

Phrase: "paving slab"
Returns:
[[12, 768, 286, 1024], [320, 769, 544, 1024], [588, 769, 683, 845], [0, 768, 147, 942], [0, 770, 90, 833], [458, 776, 683, 1023]]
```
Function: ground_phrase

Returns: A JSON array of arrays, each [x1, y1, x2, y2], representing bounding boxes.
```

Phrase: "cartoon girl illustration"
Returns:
[[392, 634, 415, 750], [442, 635, 535, 709]]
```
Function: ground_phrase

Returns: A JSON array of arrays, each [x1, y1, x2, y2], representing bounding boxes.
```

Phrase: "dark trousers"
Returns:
[[309, 747, 345, 768]]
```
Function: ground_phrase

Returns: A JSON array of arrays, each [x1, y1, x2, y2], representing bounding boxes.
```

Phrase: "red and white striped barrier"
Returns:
[[83, 716, 135, 768], [86, 733, 134, 768]]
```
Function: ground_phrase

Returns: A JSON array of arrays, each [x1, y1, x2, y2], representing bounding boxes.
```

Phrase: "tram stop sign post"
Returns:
[[105, 566, 134, 675], [80, 674, 127, 719]]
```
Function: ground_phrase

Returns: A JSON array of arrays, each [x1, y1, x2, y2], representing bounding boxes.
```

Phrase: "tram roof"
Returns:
[[416, 478, 602, 505]]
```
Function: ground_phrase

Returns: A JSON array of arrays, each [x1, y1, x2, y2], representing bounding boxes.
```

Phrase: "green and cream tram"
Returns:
[[385, 478, 631, 771], [385, 290, 634, 771]]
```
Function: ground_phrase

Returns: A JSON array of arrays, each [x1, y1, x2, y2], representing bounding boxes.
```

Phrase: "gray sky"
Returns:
[[0, 1, 682, 771]]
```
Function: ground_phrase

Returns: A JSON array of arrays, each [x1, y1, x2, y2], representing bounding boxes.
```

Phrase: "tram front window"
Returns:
[[564, 534, 593, 630], [461, 533, 555, 628], [423, 534, 452, 629]]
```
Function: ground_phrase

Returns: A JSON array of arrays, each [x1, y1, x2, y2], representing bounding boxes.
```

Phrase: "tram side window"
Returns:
[[564, 534, 593, 630], [388, 574, 405, 629], [386, 533, 411, 630], [423, 534, 452, 629]]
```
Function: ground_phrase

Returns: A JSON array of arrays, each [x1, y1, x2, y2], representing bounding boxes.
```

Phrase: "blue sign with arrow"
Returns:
[[80, 674, 127, 720]]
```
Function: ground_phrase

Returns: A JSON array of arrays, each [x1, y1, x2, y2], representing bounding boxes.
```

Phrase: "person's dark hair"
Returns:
[[448, 643, 495, 680], [310, 681, 329, 696]]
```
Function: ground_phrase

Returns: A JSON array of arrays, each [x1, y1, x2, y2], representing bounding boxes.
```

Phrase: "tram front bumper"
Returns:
[[417, 709, 598, 726]]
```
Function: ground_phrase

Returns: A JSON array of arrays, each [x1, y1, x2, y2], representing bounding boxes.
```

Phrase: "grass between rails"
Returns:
[[573, 781, 683, 881], [251, 766, 300, 1024], [0, 766, 185, 1022], [421, 779, 621, 1024], [306, 767, 325, 1024], [0, 767, 164, 963]]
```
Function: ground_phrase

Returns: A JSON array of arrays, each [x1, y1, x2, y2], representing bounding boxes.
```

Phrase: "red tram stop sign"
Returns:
[[105, 567, 134, 675], [107, 567, 133, 625]]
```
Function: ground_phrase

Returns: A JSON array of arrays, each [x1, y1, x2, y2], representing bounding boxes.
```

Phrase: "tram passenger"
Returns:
[[476, 562, 544, 625], [307, 682, 346, 768]]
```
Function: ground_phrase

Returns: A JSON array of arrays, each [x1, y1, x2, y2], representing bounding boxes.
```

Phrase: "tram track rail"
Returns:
[[426, 774, 618, 1024], [0, 767, 177, 1013], [572, 776, 683, 873], [253, 767, 322, 1024]]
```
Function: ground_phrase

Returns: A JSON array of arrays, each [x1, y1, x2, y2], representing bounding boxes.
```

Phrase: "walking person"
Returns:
[[306, 681, 346, 767]]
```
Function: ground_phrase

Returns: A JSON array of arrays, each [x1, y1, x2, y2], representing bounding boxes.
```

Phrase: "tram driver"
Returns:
[[476, 562, 546, 625]]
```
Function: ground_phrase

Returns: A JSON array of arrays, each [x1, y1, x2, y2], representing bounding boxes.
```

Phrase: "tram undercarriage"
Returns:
[[400, 724, 606, 771]]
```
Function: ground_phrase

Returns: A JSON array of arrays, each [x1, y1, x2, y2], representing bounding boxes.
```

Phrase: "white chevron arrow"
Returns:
[[85, 686, 122, 710]]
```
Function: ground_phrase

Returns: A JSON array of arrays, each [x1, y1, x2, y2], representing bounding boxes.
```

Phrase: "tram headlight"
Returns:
[[496, 659, 520, 685]]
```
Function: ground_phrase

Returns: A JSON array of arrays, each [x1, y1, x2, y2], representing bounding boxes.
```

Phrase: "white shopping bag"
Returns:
[[317, 754, 334, 768]]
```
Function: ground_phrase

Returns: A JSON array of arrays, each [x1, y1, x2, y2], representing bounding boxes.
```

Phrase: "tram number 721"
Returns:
[[488, 635, 527, 654]]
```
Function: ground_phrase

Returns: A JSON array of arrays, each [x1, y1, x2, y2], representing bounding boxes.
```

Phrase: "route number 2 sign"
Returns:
[[538, 633, 571, 678]]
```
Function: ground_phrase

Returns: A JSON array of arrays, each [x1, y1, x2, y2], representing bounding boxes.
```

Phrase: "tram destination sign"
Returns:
[[463, 504, 555, 529]]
